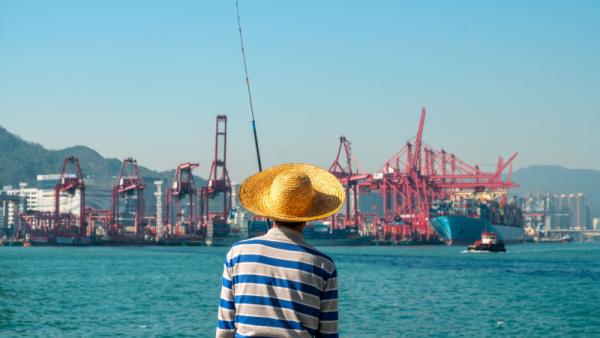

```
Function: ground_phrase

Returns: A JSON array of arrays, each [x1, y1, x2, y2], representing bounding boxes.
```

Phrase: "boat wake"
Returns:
[[460, 250, 509, 254]]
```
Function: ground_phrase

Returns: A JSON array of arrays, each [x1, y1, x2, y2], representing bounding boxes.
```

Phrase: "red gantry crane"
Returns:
[[328, 136, 369, 233], [165, 162, 200, 236], [111, 158, 145, 237], [54, 156, 87, 240], [200, 115, 233, 238], [371, 108, 518, 242]]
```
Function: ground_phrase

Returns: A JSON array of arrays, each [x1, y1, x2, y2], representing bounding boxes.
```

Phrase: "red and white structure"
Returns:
[[111, 158, 145, 236], [370, 108, 518, 241], [328, 108, 518, 242], [200, 115, 233, 231], [165, 162, 200, 236], [54, 156, 86, 238], [328, 136, 369, 233]]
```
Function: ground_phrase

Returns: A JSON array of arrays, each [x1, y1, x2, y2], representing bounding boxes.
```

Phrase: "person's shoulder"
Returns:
[[231, 237, 255, 248], [230, 233, 271, 249], [226, 234, 270, 256], [298, 241, 336, 270]]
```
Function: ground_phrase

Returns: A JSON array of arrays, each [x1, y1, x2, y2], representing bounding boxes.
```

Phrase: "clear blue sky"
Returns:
[[1, 0, 598, 181]]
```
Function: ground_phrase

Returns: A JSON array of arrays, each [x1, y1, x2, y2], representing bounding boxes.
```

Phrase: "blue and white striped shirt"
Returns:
[[217, 226, 338, 338]]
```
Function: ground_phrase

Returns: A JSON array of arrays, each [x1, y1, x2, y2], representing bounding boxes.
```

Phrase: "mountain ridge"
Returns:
[[511, 165, 600, 216], [0, 125, 204, 188]]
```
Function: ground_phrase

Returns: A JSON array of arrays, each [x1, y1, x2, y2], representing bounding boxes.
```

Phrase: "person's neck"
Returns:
[[273, 224, 304, 233], [273, 223, 306, 233]]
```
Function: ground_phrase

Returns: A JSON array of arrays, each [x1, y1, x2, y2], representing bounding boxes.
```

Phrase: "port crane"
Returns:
[[200, 115, 233, 236], [111, 158, 145, 236], [54, 156, 87, 238], [165, 162, 200, 236], [370, 108, 518, 241], [329, 136, 369, 233]]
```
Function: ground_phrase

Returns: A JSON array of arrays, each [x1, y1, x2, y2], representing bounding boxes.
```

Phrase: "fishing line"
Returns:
[[235, 0, 263, 172]]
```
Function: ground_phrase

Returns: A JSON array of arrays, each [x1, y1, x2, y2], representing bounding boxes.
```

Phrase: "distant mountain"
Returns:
[[0, 125, 205, 188], [512, 165, 600, 216]]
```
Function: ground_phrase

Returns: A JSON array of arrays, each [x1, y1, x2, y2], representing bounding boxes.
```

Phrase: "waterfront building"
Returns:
[[558, 194, 570, 214], [574, 193, 591, 230], [585, 203, 592, 229], [3, 183, 36, 224], [546, 194, 559, 213], [547, 213, 571, 229], [1, 176, 83, 216], [36, 174, 83, 214], [0, 192, 21, 237], [523, 192, 595, 230], [566, 194, 577, 228]]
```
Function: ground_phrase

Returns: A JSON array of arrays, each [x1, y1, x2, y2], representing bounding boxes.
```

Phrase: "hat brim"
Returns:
[[239, 163, 345, 222]]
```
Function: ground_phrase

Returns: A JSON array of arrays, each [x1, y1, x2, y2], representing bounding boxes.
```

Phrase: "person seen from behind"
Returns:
[[216, 163, 343, 337]]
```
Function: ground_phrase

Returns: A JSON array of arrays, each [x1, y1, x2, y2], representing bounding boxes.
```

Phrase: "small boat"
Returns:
[[559, 235, 573, 243], [467, 231, 506, 253]]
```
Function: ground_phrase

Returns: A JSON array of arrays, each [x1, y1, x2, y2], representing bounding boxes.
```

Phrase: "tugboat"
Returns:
[[467, 231, 506, 253]]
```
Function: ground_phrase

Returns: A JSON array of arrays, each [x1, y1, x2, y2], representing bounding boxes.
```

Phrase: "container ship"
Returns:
[[430, 197, 524, 245], [302, 222, 372, 246]]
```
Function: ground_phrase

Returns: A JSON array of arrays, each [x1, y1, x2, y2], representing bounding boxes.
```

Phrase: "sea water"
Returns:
[[1, 243, 599, 337]]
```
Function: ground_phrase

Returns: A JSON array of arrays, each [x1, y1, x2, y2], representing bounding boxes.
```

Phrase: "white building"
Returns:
[[36, 174, 81, 215], [1, 174, 82, 220], [4, 183, 38, 210], [3, 183, 38, 225]]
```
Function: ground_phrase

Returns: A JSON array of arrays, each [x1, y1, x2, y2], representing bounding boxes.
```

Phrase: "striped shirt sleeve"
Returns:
[[216, 253, 236, 338], [318, 268, 339, 338]]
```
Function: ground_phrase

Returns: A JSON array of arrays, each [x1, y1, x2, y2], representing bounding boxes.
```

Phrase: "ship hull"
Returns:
[[55, 236, 91, 246], [430, 215, 523, 244], [157, 239, 204, 246], [29, 235, 50, 246], [305, 236, 372, 246], [302, 223, 372, 246]]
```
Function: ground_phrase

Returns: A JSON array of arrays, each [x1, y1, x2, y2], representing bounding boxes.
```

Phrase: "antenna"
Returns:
[[236, 0, 263, 172]]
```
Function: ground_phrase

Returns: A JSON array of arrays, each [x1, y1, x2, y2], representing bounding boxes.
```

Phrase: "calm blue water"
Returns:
[[1, 243, 600, 337]]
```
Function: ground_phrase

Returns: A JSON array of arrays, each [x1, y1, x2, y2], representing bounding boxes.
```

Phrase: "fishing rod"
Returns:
[[236, 0, 273, 229], [235, 0, 263, 172]]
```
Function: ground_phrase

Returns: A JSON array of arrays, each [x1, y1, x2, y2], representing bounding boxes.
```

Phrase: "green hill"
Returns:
[[0, 125, 204, 188]]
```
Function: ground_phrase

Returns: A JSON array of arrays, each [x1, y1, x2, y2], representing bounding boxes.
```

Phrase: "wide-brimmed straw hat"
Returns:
[[239, 163, 345, 222]]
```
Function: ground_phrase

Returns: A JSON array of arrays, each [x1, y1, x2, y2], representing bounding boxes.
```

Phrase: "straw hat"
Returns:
[[239, 163, 345, 222]]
